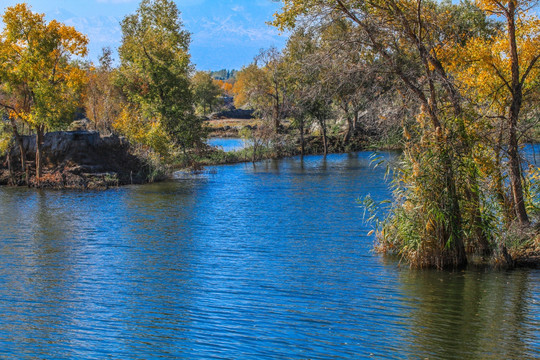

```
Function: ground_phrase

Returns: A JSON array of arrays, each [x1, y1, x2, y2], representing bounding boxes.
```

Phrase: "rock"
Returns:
[[211, 108, 254, 119], [68, 118, 93, 131], [1, 130, 150, 188]]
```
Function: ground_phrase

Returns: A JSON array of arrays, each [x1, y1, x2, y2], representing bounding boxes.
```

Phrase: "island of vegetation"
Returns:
[[0, 0, 539, 269]]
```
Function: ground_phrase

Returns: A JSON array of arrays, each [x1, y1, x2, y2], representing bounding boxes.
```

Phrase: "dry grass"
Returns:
[[205, 118, 261, 129]]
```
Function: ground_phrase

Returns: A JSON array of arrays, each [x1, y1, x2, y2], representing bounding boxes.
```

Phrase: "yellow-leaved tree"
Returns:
[[445, 0, 540, 225], [0, 3, 88, 181]]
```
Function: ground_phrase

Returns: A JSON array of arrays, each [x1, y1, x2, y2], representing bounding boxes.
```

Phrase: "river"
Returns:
[[208, 137, 245, 152], [0, 152, 538, 359]]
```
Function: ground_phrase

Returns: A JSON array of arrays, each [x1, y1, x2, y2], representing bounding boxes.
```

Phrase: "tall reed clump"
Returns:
[[367, 112, 501, 269]]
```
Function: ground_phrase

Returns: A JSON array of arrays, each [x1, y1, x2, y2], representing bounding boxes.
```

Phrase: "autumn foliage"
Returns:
[[0, 3, 88, 180], [273, 0, 540, 268]]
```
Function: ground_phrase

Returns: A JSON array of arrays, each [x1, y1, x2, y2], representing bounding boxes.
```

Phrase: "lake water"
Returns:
[[208, 137, 245, 152], [0, 152, 538, 359]]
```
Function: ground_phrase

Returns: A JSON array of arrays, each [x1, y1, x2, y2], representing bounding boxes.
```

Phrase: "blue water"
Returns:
[[208, 137, 245, 152], [0, 152, 538, 359]]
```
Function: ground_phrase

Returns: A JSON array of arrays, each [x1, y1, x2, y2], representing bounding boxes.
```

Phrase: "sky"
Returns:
[[0, 0, 288, 71]]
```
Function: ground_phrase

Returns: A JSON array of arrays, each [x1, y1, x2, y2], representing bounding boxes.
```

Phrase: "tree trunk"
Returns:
[[7, 147, 14, 185], [8, 117, 26, 175], [36, 125, 44, 182], [508, 119, 528, 223], [507, 2, 529, 225], [341, 102, 352, 144], [344, 114, 353, 144], [273, 103, 280, 133], [273, 83, 280, 133], [300, 120, 305, 156], [495, 129, 513, 225], [320, 117, 328, 156], [252, 140, 258, 163]]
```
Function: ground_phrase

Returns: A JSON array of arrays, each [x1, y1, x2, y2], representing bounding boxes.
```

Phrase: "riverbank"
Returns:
[[0, 125, 394, 189], [182, 137, 357, 168], [512, 245, 540, 268], [507, 228, 540, 269]]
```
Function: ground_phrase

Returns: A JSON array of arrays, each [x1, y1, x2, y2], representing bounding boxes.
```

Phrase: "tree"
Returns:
[[281, 29, 335, 155], [233, 48, 288, 133], [284, 22, 394, 148], [274, 0, 503, 268], [117, 0, 204, 151], [445, 0, 540, 225], [85, 47, 123, 134], [214, 79, 234, 97], [0, 3, 88, 181], [256, 47, 288, 132], [191, 71, 221, 115], [233, 64, 267, 110]]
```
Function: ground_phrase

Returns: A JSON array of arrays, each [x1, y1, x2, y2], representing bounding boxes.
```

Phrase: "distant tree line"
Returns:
[[211, 69, 238, 81]]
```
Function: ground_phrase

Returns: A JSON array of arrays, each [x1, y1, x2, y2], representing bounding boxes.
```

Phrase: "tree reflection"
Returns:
[[399, 269, 537, 359]]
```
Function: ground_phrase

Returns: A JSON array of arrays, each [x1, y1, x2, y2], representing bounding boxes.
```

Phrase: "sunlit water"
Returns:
[[0, 152, 538, 359], [208, 137, 245, 152]]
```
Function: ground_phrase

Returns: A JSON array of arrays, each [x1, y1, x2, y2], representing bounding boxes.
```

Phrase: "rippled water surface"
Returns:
[[0, 152, 538, 359]]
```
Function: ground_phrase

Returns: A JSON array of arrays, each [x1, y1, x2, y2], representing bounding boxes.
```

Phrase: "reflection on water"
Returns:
[[0, 152, 538, 359], [400, 269, 539, 359]]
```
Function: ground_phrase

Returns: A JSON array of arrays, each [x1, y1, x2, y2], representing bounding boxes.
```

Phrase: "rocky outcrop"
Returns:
[[209, 108, 254, 120], [1, 131, 151, 189]]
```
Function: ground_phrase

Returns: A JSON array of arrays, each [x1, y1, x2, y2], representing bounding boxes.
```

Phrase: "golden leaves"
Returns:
[[0, 3, 89, 129], [112, 105, 171, 157], [445, 5, 540, 111]]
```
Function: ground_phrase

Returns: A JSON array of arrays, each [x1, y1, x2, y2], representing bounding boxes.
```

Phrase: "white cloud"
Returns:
[[192, 15, 282, 45], [232, 5, 245, 12]]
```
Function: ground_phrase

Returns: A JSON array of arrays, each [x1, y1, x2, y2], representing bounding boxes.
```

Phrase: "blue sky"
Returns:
[[0, 0, 287, 70]]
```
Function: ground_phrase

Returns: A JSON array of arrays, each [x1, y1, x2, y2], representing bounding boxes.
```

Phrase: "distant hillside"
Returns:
[[211, 69, 237, 81]]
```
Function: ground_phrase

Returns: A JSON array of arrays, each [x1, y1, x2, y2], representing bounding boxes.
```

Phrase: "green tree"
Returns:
[[0, 112, 14, 183], [117, 0, 204, 150], [191, 71, 221, 115]]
